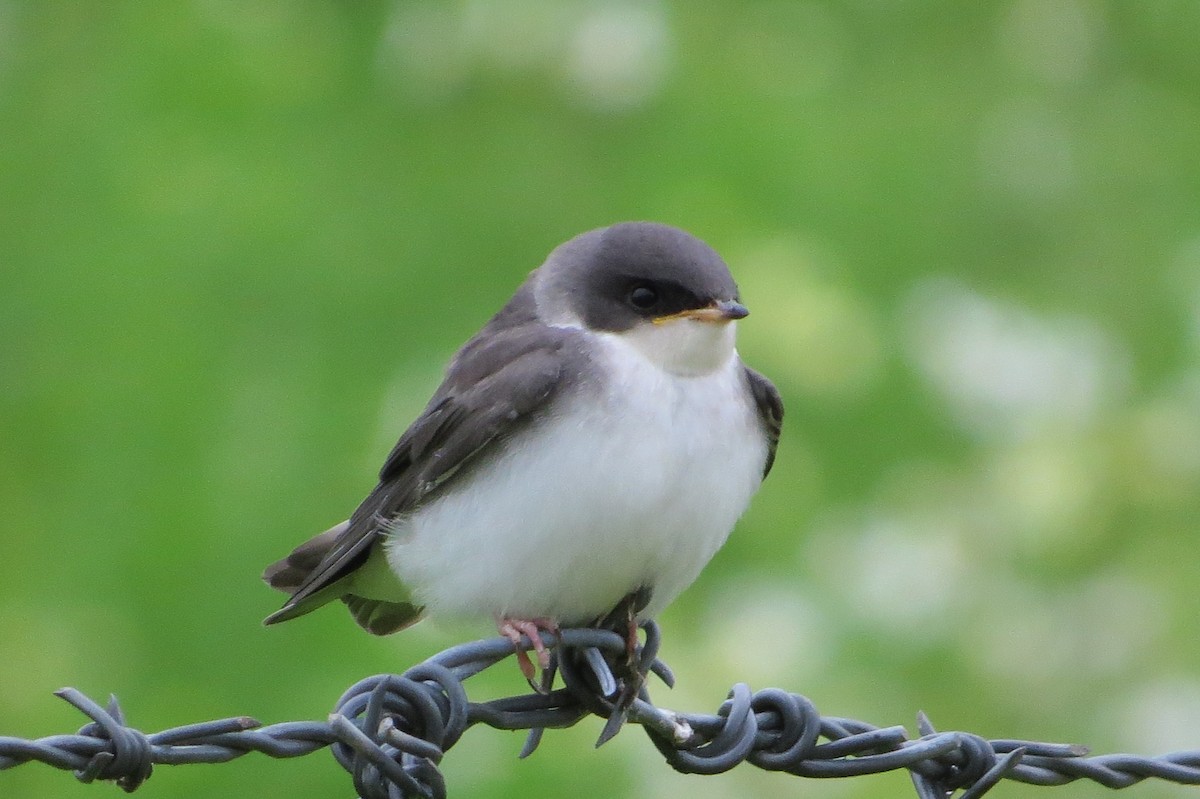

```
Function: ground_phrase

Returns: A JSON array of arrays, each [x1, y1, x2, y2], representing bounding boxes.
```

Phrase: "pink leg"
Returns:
[[498, 618, 560, 683]]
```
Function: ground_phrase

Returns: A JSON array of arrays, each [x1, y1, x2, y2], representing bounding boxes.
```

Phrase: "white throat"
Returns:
[[620, 318, 739, 376]]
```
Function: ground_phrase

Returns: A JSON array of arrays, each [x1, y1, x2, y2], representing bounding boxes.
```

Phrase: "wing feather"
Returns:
[[266, 321, 584, 619], [743, 364, 784, 478]]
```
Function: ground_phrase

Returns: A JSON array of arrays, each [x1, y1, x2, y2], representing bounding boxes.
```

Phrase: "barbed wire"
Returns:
[[2, 622, 1199, 798]]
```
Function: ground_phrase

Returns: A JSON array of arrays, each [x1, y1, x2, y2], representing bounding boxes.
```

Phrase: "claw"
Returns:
[[625, 615, 639, 663], [498, 618, 559, 690]]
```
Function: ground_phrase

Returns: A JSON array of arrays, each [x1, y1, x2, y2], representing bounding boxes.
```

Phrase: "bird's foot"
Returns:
[[589, 587, 650, 682], [624, 614, 639, 666], [498, 617, 559, 690]]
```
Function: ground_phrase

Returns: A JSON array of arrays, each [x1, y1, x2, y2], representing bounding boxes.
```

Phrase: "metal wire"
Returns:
[[2, 622, 1199, 797]]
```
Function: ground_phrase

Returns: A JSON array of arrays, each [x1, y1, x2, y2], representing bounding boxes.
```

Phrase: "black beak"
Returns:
[[714, 299, 749, 320]]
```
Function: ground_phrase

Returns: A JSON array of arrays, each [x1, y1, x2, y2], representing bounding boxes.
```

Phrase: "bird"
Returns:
[[263, 221, 783, 681]]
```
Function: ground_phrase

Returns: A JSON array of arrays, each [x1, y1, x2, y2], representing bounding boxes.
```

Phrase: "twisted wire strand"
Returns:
[[2, 622, 1198, 798]]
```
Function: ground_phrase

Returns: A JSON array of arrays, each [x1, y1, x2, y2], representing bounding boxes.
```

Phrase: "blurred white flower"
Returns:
[[902, 277, 1128, 440], [562, 1, 671, 112]]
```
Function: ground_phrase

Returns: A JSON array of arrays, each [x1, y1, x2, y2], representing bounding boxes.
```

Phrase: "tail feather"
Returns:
[[263, 522, 348, 595], [263, 520, 424, 635], [342, 595, 424, 636]]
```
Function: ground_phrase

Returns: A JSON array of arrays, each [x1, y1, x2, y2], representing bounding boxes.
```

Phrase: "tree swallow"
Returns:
[[263, 222, 783, 678]]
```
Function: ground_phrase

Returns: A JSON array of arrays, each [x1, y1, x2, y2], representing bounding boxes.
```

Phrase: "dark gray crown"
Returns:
[[534, 222, 740, 332]]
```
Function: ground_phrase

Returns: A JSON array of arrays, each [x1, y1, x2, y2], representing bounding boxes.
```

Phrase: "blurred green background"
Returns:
[[2, 2, 1199, 798]]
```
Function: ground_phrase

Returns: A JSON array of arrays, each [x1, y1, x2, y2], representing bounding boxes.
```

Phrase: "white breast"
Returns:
[[384, 331, 768, 625]]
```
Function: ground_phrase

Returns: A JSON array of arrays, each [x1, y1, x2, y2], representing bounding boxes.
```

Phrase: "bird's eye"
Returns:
[[628, 285, 659, 310]]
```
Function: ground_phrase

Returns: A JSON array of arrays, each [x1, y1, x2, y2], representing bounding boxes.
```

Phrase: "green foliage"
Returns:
[[1, 3, 1198, 798]]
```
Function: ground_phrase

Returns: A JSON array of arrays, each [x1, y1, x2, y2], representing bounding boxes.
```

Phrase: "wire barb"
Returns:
[[2, 622, 1199, 797]]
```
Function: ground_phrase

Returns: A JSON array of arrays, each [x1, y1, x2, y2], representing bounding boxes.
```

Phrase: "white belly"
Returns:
[[384, 334, 767, 624]]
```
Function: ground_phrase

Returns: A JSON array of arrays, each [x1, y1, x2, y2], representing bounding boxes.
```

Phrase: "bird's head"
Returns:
[[534, 222, 746, 376]]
